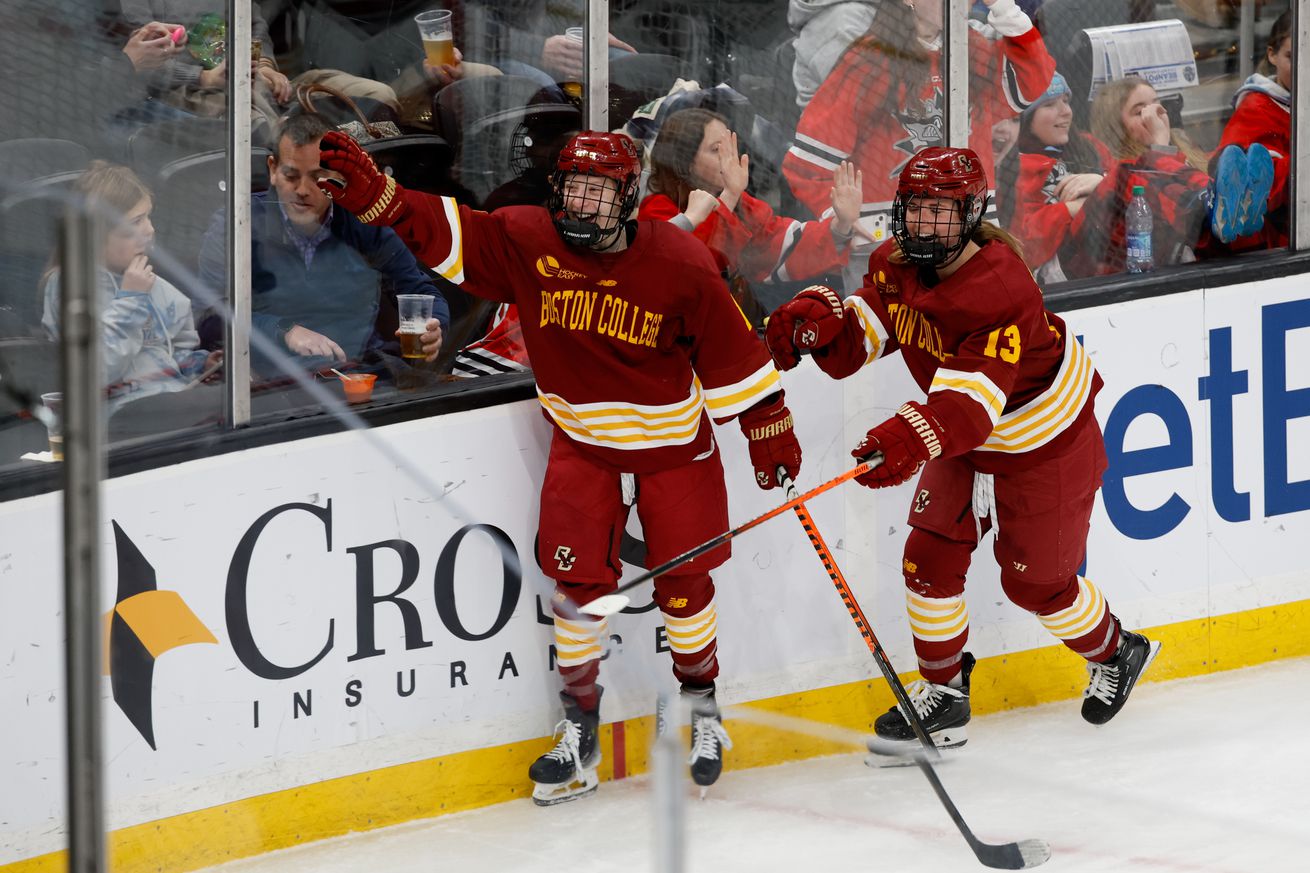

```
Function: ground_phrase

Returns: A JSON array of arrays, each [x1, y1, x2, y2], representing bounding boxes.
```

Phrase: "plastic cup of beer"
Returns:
[[415, 10, 455, 67], [40, 392, 63, 461], [396, 294, 436, 359], [561, 26, 584, 98]]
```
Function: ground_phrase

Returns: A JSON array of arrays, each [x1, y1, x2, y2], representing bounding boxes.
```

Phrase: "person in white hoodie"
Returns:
[[42, 162, 221, 432], [787, 0, 883, 108]]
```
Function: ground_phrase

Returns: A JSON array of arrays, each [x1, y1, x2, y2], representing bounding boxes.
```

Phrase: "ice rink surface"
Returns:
[[204, 659, 1309, 873]]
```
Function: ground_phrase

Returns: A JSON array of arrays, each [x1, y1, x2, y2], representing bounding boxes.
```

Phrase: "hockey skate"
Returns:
[[529, 690, 601, 806], [656, 684, 733, 793], [1081, 630, 1161, 725], [867, 653, 974, 766]]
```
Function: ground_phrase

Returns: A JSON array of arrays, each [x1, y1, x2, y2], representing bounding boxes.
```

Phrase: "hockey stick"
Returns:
[[779, 469, 1051, 871], [578, 457, 882, 618]]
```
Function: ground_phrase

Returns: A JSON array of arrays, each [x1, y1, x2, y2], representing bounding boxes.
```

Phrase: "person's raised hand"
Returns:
[[123, 22, 182, 71], [121, 255, 156, 292], [541, 34, 583, 80], [316, 131, 407, 225], [684, 189, 719, 227], [830, 161, 865, 237], [718, 130, 749, 211]]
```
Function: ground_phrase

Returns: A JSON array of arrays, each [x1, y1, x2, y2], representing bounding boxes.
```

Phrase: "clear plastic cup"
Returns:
[[561, 26, 584, 97], [396, 294, 436, 360], [415, 10, 455, 67], [40, 392, 63, 460]]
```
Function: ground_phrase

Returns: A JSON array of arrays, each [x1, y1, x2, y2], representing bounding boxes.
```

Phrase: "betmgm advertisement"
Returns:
[[1, 277, 1308, 862]]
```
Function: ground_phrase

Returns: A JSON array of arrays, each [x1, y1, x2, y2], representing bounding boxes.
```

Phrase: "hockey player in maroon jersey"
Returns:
[[765, 147, 1160, 755], [316, 129, 802, 802]]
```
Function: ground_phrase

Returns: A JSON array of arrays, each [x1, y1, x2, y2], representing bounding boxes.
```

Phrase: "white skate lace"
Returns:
[[688, 714, 733, 764], [542, 718, 584, 773], [1083, 661, 1121, 706], [901, 679, 961, 720]]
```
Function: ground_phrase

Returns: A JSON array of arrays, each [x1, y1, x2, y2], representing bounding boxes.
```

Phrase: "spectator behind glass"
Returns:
[[1004, 73, 1111, 282], [41, 163, 221, 427], [783, 0, 1055, 287], [787, 0, 882, 109], [462, 0, 635, 89], [1056, 76, 1271, 277], [639, 108, 863, 300], [198, 114, 450, 378], [1215, 8, 1291, 250]]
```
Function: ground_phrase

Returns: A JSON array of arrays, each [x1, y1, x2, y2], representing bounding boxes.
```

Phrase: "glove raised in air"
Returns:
[[852, 401, 945, 489], [764, 284, 845, 370], [315, 130, 407, 225], [738, 392, 802, 491]]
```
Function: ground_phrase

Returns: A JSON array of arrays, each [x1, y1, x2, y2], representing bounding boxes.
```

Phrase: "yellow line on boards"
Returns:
[[6, 598, 1307, 873]]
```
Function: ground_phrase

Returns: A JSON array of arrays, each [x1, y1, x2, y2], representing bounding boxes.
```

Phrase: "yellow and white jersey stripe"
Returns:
[[536, 361, 779, 452], [929, 368, 1007, 428], [553, 615, 608, 667], [845, 296, 893, 367], [432, 196, 464, 284], [1038, 577, 1107, 642], [907, 591, 969, 642], [537, 382, 706, 451], [662, 603, 718, 654], [976, 335, 1094, 454], [702, 360, 781, 420]]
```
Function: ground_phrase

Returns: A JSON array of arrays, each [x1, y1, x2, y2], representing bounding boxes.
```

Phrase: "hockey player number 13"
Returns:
[[983, 325, 1021, 363]]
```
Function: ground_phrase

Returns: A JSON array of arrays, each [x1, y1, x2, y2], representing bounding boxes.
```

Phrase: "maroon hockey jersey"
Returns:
[[391, 193, 782, 473], [638, 190, 849, 283], [814, 239, 1101, 474], [783, 25, 1055, 241]]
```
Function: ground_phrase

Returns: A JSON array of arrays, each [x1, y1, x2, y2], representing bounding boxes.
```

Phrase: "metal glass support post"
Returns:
[[585, 0, 610, 133], [651, 693, 685, 873], [224, 0, 253, 426], [1294, 1, 1309, 250], [943, 0, 970, 149], [59, 205, 106, 873], [1239, 0, 1255, 83]]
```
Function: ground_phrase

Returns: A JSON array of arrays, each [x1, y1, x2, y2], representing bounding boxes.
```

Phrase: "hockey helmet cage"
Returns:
[[549, 131, 643, 249], [891, 147, 989, 267]]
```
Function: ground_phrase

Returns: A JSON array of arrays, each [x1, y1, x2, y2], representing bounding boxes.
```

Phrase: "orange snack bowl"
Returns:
[[340, 373, 377, 403]]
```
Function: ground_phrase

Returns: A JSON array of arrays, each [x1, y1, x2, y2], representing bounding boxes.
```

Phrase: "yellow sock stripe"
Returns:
[[554, 616, 607, 666], [662, 604, 718, 654], [1038, 577, 1107, 640], [906, 591, 969, 641]]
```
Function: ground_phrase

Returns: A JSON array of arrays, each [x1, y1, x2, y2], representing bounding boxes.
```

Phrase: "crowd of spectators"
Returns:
[[0, 0, 1295, 459]]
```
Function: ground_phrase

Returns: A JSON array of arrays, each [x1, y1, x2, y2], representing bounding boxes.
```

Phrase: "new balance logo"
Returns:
[[1012, 561, 1028, 572], [554, 545, 577, 572], [665, 597, 688, 609]]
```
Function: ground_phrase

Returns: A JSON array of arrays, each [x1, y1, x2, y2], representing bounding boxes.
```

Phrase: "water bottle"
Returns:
[[1125, 184, 1154, 274]]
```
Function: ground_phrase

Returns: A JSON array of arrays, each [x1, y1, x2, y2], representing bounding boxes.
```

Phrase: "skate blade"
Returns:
[[531, 769, 599, 806], [864, 726, 967, 768]]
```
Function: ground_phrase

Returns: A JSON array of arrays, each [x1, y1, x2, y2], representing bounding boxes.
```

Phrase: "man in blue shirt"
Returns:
[[200, 114, 450, 375]]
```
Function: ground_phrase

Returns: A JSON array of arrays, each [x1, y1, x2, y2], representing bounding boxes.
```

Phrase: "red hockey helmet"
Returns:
[[549, 131, 643, 249], [891, 147, 990, 267]]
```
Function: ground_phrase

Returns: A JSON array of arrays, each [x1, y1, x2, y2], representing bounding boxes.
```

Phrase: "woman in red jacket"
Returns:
[[1214, 9, 1291, 250], [638, 108, 863, 301]]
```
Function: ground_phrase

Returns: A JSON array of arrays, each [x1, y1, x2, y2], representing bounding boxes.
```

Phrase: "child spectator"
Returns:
[[41, 163, 220, 429], [1003, 73, 1111, 281], [1214, 8, 1291, 249]]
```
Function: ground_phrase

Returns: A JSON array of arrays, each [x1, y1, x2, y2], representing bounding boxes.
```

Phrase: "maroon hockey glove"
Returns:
[[739, 393, 802, 490], [316, 131, 408, 226], [764, 284, 845, 370], [852, 401, 945, 489]]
